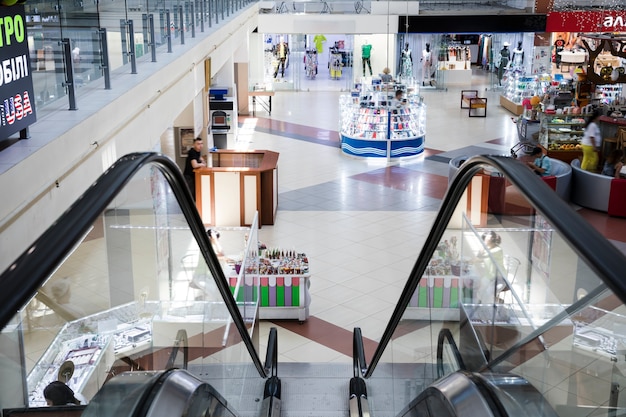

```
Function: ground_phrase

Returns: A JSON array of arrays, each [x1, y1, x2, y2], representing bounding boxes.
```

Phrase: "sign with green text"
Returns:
[[0, 4, 36, 138]]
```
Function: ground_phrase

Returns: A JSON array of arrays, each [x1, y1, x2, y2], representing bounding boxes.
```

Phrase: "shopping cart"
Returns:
[[510, 115, 540, 158]]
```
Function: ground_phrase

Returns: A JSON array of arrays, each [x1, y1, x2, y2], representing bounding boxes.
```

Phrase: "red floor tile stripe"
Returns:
[[269, 316, 379, 359]]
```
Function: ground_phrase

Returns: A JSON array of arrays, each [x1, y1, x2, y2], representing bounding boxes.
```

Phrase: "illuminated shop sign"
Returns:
[[0, 4, 36, 139], [547, 11, 626, 33]]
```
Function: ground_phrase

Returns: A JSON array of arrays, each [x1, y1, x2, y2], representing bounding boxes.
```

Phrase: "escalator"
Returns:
[[1, 152, 626, 417], [354, 154, 626, 417]]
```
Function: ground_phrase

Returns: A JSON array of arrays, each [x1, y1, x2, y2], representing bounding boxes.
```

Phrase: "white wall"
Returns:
[[0, 7, 259, 273]]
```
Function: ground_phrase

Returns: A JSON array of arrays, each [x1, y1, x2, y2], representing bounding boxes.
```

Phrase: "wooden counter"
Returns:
[[500, 95, 524, 116], [195, 150, 279, 227]]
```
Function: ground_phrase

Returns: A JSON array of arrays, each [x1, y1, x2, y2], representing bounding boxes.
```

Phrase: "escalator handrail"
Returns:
[[165, 329, 189, 370], [353, 327, 367, 377], [0, 152, 267, 378], [264, 327, 278, 377], [436, 328, 466, 379], [364, 155, 626, 378]]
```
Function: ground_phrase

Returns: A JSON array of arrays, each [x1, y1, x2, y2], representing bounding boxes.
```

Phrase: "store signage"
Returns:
[[0, 4, 36, 139], [547, 11, 626, 33]]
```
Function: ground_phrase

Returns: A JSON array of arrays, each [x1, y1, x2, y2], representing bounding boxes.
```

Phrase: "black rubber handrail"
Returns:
[[0, 152, 267, 378], [364, 155, 626, 378], [436, 328, 466, 379], [264, 327, 278, 378], [165, 329, 189, 370], [353, 327, 367, 377]]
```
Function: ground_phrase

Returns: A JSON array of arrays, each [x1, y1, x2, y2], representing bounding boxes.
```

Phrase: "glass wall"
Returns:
[[25, 0, 254, 110], [2, 161, 262, 411]]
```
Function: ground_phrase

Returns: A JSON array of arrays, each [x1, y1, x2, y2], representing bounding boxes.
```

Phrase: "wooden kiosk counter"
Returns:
[[195, 150, 279, 227]]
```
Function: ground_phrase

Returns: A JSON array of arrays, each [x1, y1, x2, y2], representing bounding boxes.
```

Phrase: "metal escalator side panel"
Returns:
[[83, 369, 237, 417], [398, 372, 496, 417], [472, 373, 559, 417], [81, 371, 166, 417], [146, 369, 236, 417]]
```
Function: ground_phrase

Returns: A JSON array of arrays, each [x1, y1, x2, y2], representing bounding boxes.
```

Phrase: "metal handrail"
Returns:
[[0, 152, 267, 378], [364, 154, 626, 379]]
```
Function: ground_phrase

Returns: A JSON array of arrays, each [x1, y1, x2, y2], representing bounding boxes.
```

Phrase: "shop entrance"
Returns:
[[261, 33, 354, 92]]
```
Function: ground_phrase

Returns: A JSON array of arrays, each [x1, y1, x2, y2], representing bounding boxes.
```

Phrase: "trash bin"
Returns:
[[213, 133, 227, 149]]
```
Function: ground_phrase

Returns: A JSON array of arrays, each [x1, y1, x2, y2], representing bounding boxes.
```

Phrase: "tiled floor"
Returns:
[[227, 71, 626, 364], [11, 68, 626, 414]]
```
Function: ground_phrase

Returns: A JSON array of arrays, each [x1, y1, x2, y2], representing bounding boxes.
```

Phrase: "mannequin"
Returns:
[[421, 43, 433, 85], [512, 41, 524, 69], [313, 34, 326, 54], [361, 40, 372, 76], [497, 42, 510, 85], [273, 37, 289, 78], [400, 42, 413, 78]]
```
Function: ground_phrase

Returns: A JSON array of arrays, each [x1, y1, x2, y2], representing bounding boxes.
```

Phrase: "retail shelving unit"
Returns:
[[339, 85, 426, 160], [500, 74, 550, 115]]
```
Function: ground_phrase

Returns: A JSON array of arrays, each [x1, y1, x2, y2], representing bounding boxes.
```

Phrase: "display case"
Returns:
[[339, 85, 426, 159], [26, 301, 159, 406], [25, 299, 257, 406], [573, 305, 626, 360], [230, 249, 311, 321], [500, 74, 550, 115], [595, 85, 624, 105], [539, 113, 589, 162]]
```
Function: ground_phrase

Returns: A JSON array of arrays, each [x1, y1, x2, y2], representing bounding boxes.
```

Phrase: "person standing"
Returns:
[[184, 137, 206, 199], [581, 110, 602, 172], [474, 231, 506, 304]]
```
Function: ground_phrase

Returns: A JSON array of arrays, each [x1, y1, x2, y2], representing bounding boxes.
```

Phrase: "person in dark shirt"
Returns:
[[184, 137, 206, 199], [44, 381, 80, 406]]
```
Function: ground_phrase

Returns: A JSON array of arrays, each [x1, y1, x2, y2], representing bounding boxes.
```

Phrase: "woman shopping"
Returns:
[[474, 231, 506, 305], [581, 110, 602, 172]]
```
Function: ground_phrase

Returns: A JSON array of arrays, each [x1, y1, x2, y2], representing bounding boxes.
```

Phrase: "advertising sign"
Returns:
[[547, 11, 626, 33], [0, 4, 36, 138]]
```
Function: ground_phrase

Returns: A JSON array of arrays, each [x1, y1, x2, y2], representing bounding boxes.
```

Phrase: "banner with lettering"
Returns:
[[0, 4, 36, 138], [547, 11, 626, 33]]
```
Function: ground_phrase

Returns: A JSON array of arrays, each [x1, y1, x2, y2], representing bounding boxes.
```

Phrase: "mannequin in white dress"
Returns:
[[421, 43, 433, 85], [512, 41, 524, 70], [400, 42, 413, 78]]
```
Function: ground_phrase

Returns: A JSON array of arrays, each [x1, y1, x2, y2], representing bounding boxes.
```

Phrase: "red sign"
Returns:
[[547, 11, 626, 32]]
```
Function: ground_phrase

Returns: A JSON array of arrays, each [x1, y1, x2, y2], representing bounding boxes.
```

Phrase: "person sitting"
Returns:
[[43, 381, 81, 406], [380, 67, 393, 83], [526, 146, 552, 176], [390, 89, 405, 110], [602, 149, 624, 178]]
